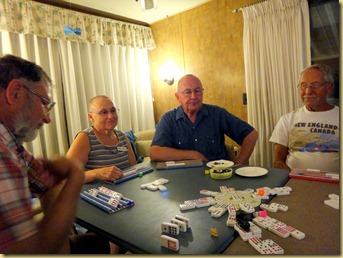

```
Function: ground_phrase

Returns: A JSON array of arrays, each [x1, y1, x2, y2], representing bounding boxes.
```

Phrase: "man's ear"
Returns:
[[5, 80, 22, 105], [88, 112, 94, 123], [175, 92, 180, 103], [326, 83, 334, 93]]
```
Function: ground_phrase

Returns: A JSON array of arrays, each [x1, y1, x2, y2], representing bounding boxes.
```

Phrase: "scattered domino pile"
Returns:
[[252, 213, 305, 239], [178, 185, 306, 254], [140, 178, 169, 192], [160, 215, 190, 251], [234, 212, 305, 254], [80, 186, 134, 214], [230, 188, 305, 254], [180, 186, 292, 218], [324, 193, 339, 209]]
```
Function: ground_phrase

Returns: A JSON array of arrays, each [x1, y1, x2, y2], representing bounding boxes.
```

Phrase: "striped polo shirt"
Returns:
[[83, 127, 130, 171]]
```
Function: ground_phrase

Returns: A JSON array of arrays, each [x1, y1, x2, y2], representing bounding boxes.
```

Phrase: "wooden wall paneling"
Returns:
[[149, 0, 258, 147]]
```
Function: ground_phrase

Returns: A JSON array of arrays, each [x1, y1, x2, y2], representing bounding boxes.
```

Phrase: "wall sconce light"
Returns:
[[159, 60, 179, 86], [163, 77, 174, 85], [140, 0, 157, 11]]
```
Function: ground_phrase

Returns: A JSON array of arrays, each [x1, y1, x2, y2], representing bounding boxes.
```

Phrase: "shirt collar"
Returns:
[[175, 104, 209, 121], [0, 121, 21, 153]]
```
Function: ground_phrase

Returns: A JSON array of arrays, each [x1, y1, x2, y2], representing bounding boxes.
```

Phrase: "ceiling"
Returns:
[[57, 0, 210, 25]]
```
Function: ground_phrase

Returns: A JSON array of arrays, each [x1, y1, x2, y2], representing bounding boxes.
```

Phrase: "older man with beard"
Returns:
[[0, 55, 111, 254], [150, 74, 258, 164]]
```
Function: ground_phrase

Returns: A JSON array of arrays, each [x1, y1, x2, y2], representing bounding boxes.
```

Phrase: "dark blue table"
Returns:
[[75, 162, 290, 254]]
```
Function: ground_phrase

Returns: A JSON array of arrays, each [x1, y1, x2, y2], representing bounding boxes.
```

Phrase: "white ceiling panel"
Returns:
[[60, 0, 210, 24]]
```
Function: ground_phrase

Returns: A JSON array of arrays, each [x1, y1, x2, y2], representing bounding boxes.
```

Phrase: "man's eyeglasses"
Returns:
[[297, 82, 327, 90], [181, 88, 204, 97], [91, 108, 118, 117], [22, 84, 55, 113]]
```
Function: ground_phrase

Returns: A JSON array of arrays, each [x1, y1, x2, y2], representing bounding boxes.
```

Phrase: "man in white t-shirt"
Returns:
[[270, 64, 339, 172]]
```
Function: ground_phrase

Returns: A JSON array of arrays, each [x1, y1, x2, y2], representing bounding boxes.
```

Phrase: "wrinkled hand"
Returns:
[[37, 156, 85, 188], [97, 166, 124, 182]]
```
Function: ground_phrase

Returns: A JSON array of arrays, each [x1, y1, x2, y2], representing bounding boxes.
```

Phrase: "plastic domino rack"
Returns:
[[105, 166, 153, 184], [80, 186, 134, 214]]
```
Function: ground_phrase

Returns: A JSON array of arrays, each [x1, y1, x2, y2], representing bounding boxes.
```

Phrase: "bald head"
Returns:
[[177, 74, 202, 93], [88, 95, 113, 112]]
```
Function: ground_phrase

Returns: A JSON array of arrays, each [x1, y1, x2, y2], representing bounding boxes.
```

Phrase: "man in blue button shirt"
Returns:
[[150, 74, 258, 164]]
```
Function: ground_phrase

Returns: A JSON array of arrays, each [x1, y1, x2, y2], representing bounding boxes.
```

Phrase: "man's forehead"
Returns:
[[300, 69, 323, 80], [93, 98, 114, 108], [179, 76, 202, 89]]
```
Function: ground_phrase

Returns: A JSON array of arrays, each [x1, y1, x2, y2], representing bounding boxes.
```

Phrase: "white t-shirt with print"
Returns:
[[270, 106, 339, 172]]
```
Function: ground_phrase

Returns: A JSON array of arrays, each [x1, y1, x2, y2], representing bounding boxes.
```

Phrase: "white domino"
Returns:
[[171, 218, 187, 232], [328, 194, 339, 201], [262, 239, 284, 254], [249, 222, 262, 238], [252, 216, 275, 229], [239, 201, 255, 213], [249, 237, 284, 254], [153, 178, 169, 185], [234, 223, 252, 241], [228, 203, 237, 215], [277, 203, 289, 212], [175, 215, 190, 228], [200, 189, 219, 196], [324, 199, 339, 209], [211, 209, 226, 218], [158, 185, 168, 191], [140, 183, 151, 189], [147, 184, 159, 191], [324, 194, 339, 209], [179, 202, 196, 211], [268, 223, 290, 238], [160, 235, 179, 251], [161, 222, 179, 235], [248, 237, 263, 253], [166, 162, 185, 167], [226, 214, 236, 227], [267, 203, 279, 212], [284, 225, 305, 240]]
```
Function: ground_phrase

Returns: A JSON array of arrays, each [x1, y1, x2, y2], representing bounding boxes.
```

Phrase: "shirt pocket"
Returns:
[[199, 135, 222, 156], [175, 134, 191, 150]]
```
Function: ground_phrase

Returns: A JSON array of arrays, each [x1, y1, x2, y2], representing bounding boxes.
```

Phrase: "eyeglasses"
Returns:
[[91, 108, 118, 117], [297, 82, 327, 90], [22, 84, 55, 113], [181, 88, 204, 97]]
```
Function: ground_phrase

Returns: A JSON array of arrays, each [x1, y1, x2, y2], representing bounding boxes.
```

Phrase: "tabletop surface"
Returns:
[[223, 178, 340, 255], [76, 161, 291, 254]]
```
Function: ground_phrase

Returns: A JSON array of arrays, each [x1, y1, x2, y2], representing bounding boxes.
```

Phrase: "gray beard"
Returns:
[[12, 113, 39, 144]]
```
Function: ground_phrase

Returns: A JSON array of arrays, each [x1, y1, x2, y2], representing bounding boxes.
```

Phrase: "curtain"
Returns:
[[242, 0, 311, 167], [58, 40, 155, 143], [0, 0, 156, 158]]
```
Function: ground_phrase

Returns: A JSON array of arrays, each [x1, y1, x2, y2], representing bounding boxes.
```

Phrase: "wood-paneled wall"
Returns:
[[149, 0, 256, 146]]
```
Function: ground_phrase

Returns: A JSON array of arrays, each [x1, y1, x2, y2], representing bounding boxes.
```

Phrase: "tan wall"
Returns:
[[149, 0, 256, 146]]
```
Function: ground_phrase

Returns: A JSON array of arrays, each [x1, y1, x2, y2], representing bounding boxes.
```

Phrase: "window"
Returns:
[[309, 0, 339, 105]]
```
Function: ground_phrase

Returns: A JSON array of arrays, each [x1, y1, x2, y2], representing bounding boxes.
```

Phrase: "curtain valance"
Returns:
[[0, 0, 156, 49]]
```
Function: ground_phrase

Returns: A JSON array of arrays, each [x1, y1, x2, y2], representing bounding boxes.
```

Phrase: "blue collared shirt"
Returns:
[[151, 104, 254, 161]]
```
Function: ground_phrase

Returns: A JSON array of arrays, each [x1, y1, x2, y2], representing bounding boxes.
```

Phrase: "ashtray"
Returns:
[[210, 167, 233, 180]]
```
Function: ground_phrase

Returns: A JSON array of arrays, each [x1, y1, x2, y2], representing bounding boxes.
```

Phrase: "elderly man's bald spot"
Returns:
[[177, 74, 202, 92]]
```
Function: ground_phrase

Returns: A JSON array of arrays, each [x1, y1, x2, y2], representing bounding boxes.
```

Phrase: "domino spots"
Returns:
[[160, 215, 191, 252]]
